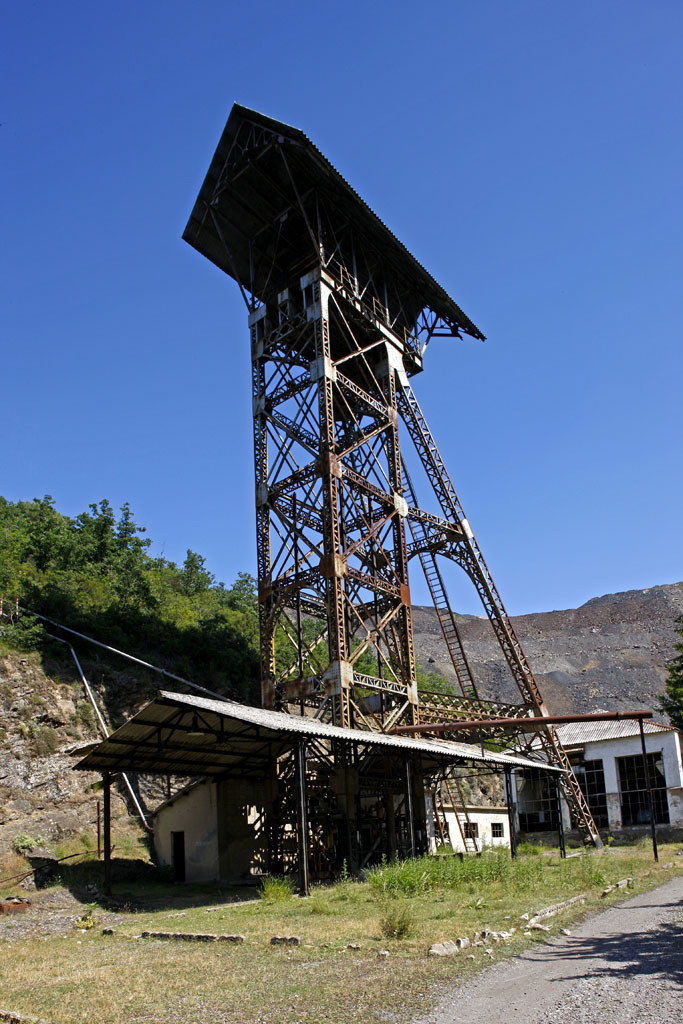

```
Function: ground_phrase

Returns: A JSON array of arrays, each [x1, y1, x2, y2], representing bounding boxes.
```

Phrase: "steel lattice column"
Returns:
[[250, 266, 419, 729]]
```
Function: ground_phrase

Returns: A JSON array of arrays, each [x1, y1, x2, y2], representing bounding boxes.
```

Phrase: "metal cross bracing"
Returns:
[[251, 267, 420, 732], [184, 104, 602, 848]]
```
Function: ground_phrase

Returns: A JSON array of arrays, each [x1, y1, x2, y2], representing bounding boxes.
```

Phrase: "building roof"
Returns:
[[183, 104, 484, 344], [73, 690, 560, 778], [551, 720, 676, 747]]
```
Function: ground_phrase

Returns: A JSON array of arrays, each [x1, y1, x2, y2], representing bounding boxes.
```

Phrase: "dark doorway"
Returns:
[[171, 831, 186, 882]]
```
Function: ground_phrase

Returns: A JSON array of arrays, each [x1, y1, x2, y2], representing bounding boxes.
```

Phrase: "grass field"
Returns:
[[0, 842, 681, 1024]]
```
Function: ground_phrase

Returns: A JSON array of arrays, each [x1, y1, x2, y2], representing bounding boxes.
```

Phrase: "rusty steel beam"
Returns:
[[391, 710, 654, 735]]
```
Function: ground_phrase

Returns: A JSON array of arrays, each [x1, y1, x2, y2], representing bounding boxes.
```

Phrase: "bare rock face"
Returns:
[[413, 581, 683, 716], [0, 651, 180, 860]]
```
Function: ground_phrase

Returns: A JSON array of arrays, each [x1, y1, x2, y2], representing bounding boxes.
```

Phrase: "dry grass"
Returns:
[[0, 843, 680, 1024]]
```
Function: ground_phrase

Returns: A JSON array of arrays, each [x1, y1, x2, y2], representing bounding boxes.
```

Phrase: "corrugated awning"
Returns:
[[73, 691, 561, 778]]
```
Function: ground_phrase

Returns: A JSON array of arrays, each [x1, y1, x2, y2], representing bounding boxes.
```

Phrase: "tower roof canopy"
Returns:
[[183, 104, 484, 342]]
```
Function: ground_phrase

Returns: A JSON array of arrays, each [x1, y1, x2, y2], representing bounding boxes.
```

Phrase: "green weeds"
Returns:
[[378, 901, 415, 939], [258, 875, 295, 902]]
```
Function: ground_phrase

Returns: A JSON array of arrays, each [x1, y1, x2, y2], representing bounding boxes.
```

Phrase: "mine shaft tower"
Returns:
[[184, 104, 601, 845]]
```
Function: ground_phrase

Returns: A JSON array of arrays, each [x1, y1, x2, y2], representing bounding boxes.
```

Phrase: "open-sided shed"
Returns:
[[75, 691, 557, 889]]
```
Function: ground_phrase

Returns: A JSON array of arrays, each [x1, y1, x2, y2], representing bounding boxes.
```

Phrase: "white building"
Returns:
[[514, 721, 683, 838], [442, 805, 510, 853]]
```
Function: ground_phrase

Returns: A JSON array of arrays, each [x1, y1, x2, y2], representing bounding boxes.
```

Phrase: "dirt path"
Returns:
[[419, 875, 683, 1024]]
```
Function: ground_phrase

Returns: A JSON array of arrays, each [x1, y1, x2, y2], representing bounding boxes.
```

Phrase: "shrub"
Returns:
[[517, 842, 543, 856], [576, 852, 608, 889], [13, 832, 47, 855], [308, 891, 333, 915], [30, 724, 60, 756], [258, 875, 295, 902], [379, 902, 415, 939], [74, 699, 97, 734]]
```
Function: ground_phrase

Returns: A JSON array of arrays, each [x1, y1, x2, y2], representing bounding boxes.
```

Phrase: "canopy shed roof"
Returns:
[[552, 720, 676, 747], [73, 691, 559, 778], [183, 103, 484, 342]]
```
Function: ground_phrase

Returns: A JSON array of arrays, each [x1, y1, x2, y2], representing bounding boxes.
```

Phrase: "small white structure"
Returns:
[[442, 805, 510, 852], [514, 721, 683, 837], [154, 777, 272, 883]]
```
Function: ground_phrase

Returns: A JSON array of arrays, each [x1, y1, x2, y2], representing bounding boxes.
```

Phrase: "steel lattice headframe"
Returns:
[[183, 103, 602, 847]]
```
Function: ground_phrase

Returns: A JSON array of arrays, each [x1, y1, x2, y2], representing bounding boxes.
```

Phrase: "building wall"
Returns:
[[154, 776, 277, 884], [154, 781, 219, 883], [443, 808, 510, 852], [216, 776, 275, 883], [581, 731, 683, 831]]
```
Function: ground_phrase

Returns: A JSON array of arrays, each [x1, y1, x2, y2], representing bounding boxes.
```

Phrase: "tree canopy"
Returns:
[[660, 616, 683, 731], [0, 495, 260, 703]]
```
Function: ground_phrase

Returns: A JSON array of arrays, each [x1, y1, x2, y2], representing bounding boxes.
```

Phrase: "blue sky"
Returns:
[[3, 1, 682, 615]]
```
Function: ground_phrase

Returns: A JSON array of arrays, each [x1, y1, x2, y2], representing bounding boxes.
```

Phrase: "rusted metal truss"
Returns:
[[251, 269, 419, 731], [184, 105, 602, 846]]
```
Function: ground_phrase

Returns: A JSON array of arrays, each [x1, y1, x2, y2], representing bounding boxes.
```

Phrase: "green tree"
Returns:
[[180, 550, 214, 596], [0, 495, 261, 703], [660, 616, 683, 731]]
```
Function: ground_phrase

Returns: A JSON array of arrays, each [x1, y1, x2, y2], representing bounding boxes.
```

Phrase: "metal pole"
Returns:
[[554, 774, 566, 859], [638, 718, 659, 862], [405, 757, 416, 859], [504, 768, 517, 859], [295, 741, 310, 895], [103, 773, 112, 896], [293, 495, 305, 717]]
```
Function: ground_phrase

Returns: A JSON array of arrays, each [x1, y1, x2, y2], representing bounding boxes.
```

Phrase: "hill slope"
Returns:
[[412, 581, 683, 714]]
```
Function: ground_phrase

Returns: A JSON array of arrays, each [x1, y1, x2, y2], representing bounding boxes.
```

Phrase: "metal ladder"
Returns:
[[397, 380, 601, 847], [403, 463, 479, 699], [432, 788, 450, 848], [445, 776, 480, 854]]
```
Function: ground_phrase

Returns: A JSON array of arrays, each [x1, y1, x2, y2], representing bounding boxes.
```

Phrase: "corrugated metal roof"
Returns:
[[73, 690, 559, 777], [549, 720, 675, 747], [183, 104, 485, 343]]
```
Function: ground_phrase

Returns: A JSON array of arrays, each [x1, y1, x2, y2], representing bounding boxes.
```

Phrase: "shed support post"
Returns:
[[103, 772, 112, 896], [405, 757, 416, 859], [638, 719, 659, 862], [554, 774, 566, 859], [295, 740, 310, 895], [504, 768, 517, 859]]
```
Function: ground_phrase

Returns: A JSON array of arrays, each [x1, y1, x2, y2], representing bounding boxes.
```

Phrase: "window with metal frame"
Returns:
[[617, 752, 669, 827]]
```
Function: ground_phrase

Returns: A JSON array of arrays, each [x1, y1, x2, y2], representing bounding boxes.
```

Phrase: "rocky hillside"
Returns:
[[413, 581, 683, 715], [1, 581, 681, 862], [0, 648, 173, 864]]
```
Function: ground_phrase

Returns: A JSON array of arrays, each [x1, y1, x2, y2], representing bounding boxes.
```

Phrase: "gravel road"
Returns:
[[419, 875, 683, 1024]]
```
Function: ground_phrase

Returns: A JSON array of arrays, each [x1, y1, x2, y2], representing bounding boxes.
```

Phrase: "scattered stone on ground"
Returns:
[[270, 935, 300, 946], [429, 941, 458, 957], [601, 877, 633, 896]]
